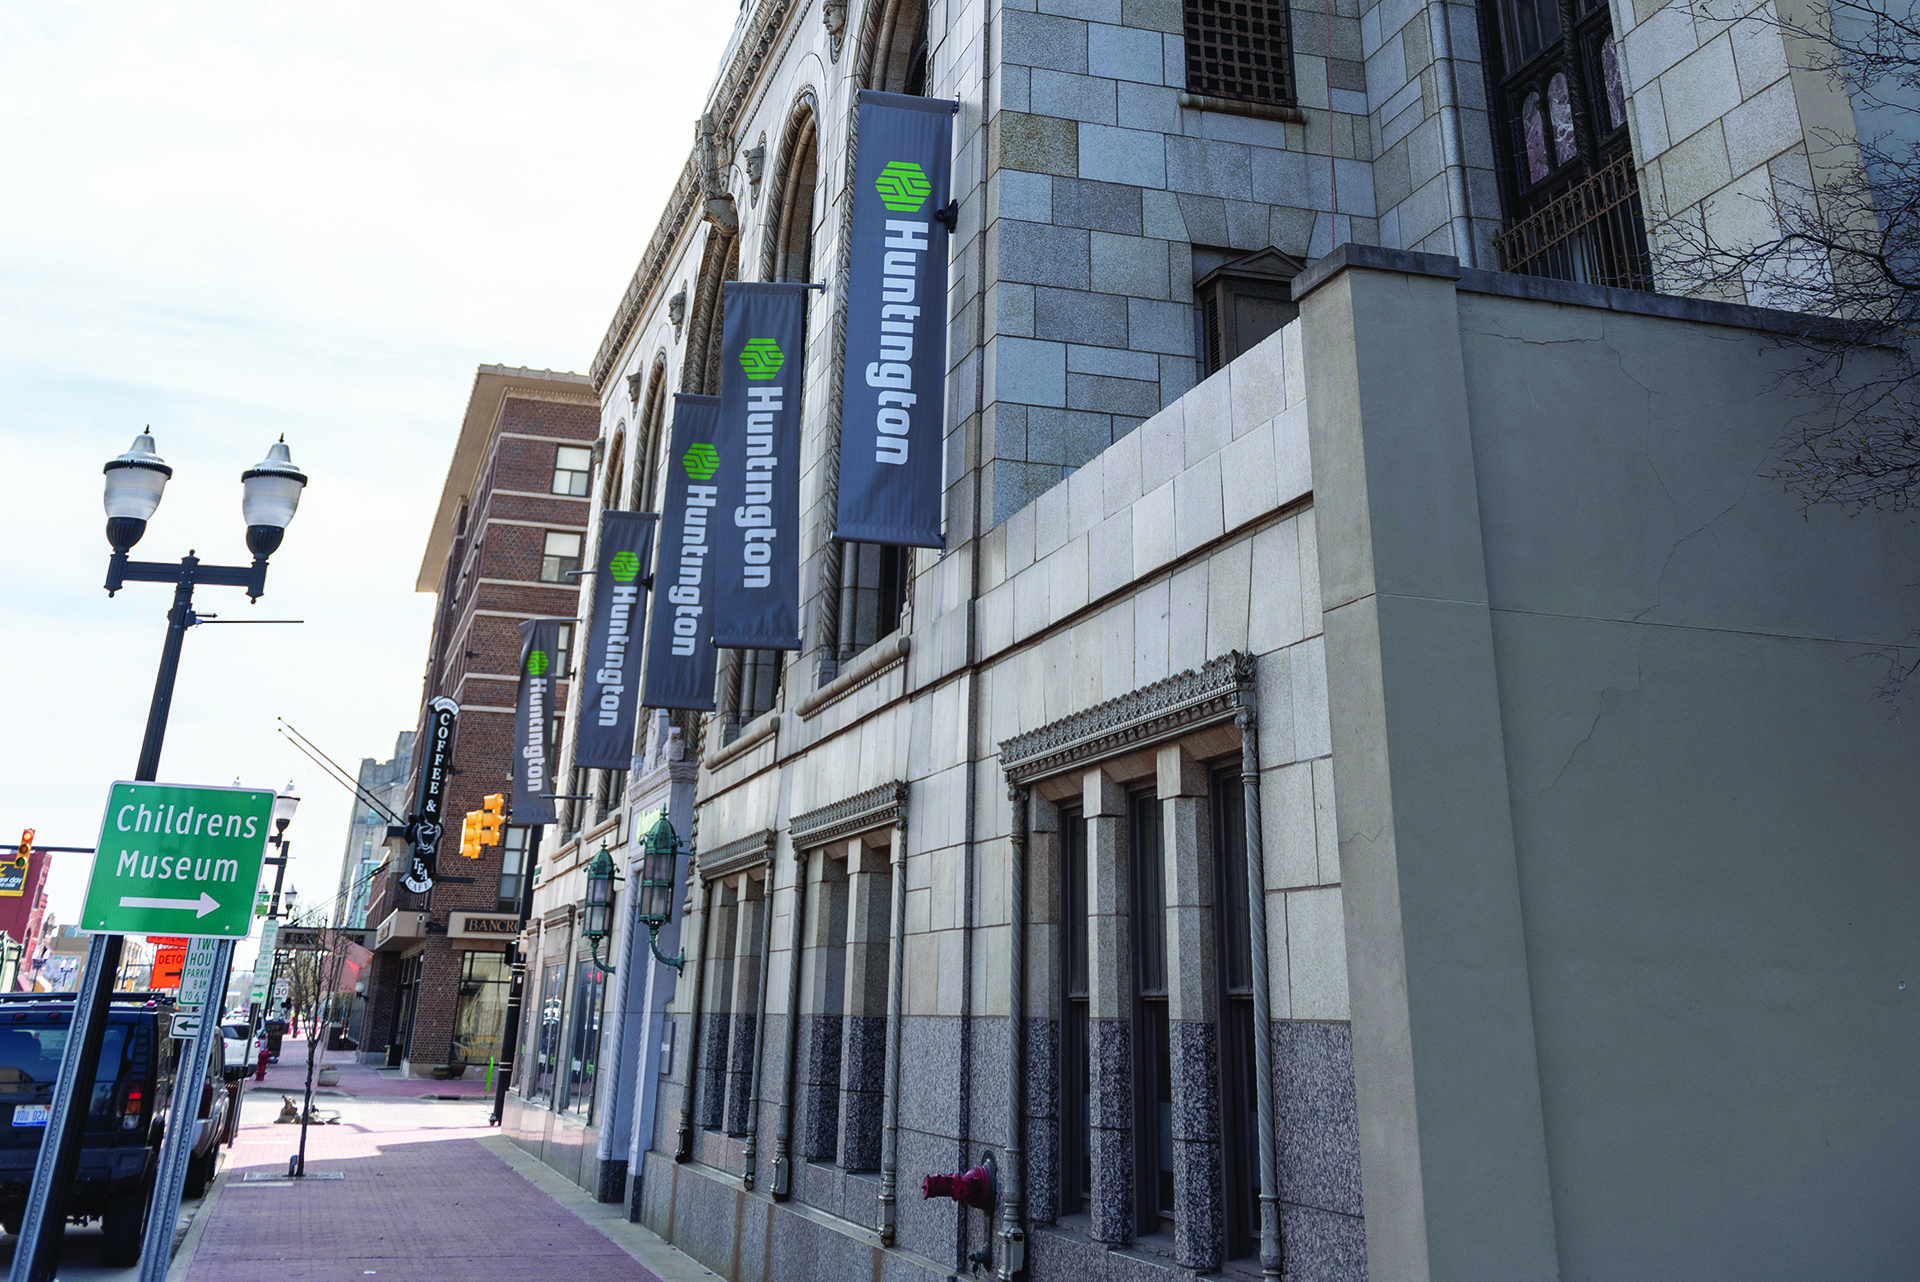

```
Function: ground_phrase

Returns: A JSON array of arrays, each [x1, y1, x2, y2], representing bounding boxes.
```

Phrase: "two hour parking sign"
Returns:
[[80, 781, 274, 938]]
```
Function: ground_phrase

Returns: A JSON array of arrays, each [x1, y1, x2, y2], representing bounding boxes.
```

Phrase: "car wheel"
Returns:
[[184, 1148, 215, 1199], [99, 1183, 150, 1267]]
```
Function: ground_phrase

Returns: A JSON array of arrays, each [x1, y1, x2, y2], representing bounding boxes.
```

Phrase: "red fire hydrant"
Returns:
[[923, 1164, 995, 1211], [254, 1048, 270, 1082]]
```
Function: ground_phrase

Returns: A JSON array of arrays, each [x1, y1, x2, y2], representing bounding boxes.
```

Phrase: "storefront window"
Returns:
[[529, 961, 566, 1104], [565, 959, 607, 1120], [451, 951, 510, 1067]]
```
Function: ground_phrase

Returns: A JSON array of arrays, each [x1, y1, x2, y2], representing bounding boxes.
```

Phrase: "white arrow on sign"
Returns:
[[119, 892, 220, 918]]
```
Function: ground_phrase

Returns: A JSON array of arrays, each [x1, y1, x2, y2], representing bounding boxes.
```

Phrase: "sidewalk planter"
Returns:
[[316, 1066, 340, 1087]]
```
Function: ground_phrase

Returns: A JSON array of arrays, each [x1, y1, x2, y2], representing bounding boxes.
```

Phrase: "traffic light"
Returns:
[[476, 794, 506, 847], [459, 810, 482, 860], [16, 829, 32, 859]]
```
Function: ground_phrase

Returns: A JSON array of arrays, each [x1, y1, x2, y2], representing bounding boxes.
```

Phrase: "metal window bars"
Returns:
[[1184, 0, 1297, 106], [1495, 152, 1654, 291]]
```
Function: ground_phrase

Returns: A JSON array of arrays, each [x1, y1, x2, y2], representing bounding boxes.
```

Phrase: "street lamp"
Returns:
[[582, 846, 620, 972], [635, 817, 687, 971], [266, 781, 300, 919], [13, 431, 310, 1282]]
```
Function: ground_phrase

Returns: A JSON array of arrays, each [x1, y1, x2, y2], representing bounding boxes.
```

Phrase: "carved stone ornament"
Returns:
[[626, 370, 643, 403], [998, 651, 1258, 785], [695, 112, 738, 233], [667, 285, 688, 342], [789, 780, 910, 851], [699, 828, 776, 883], [743, 136, 766, 205], [822, 0, 847, 61]]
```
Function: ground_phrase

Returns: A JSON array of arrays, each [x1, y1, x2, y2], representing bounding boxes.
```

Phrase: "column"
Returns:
[[800, 847, 849, 1161], [1084, 767, 1133, 1246], [839, 840, 891, 1171], [1159, 744, 1221, 1271], [697, 883, 736, 1131], [725, 873, 766, 1136]]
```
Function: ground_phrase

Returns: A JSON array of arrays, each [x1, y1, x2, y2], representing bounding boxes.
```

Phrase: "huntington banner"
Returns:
[[834, 89, 956, 549], [575, 510, 659, 768], [512, 619, 564, 824], [641, 394, 721, 711], [715, 281, 807, 650]]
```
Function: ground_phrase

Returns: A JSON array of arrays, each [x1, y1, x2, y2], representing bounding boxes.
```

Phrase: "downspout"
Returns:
[[1238, 700, 1281, 1280], [996, 785, 1029, 1281], [673, 870, 711, 1163], [772, 847, 808, 1197], [740, 873, 775, 1188], [1427, 0, 1479, 266], [877, 818, 910, 1242]]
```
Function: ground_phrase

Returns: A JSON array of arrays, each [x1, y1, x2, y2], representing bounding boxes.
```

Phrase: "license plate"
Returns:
[[11, 1104, 49, 1127]]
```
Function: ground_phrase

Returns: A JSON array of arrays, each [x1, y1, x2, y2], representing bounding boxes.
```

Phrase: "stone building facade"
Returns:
[[494, 1, 1920, 1280], [360, 365, 597, 1076]]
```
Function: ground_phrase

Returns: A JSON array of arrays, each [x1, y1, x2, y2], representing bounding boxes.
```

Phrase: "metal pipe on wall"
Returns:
[[1238, 702, 1282, 1279], [1427, 0, 1479, 266], [876, 819, 909, 1241]]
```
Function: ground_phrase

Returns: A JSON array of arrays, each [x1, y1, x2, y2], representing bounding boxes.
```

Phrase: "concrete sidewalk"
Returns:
[[176, 1047, 717, 1282], [248, 1037, 492, 1100]]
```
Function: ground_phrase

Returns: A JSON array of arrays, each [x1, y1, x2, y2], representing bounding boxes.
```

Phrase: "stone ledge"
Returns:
[[1178, 91, 1306, 124], [797, 634, 911, 719], [707, 708, 778, 771]]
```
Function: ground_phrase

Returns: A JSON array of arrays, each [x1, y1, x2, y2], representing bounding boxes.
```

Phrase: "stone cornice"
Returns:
[[789, 780, 910, 850], [998, 652, 1257, 785], [590, 0, 802, 391], [698, 828, 776, 882]]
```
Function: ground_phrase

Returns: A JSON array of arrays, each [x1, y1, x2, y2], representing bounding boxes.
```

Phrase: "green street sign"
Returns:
[[81, 782, 275, 939]]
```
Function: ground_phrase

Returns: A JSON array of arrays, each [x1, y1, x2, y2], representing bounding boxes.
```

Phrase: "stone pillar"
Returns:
[[839, 840, 891, 1171], [725, 873, 765, 1136], [1159, 744, 1221, 1271], [697, 884, 736, 1132], [800, 847, 849, 1161], [1025, 804, 1062, 1226], [1083, 768, 1133, 1246]]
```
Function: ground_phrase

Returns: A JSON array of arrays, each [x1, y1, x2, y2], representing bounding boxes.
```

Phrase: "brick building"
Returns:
[[332, 730, 414, 931], [360, 365, 598, 1076]]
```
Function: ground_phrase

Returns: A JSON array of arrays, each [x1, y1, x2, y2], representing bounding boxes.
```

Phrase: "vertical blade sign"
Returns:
[[512, 620, 564, 824], [403, 697, 458, 893], [576, 511, 659, 768], [640, 394, 723, 711], [715, 282, 808, 649], [834, 89, 956, 549]]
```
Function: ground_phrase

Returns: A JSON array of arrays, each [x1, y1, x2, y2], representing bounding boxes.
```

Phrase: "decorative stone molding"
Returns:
[[707, 706, 778, 770], [797, 634, 908, 719], [666, 285, 687, 342], [998, 651, 1258, 785], [789, 781, 909, 851], [699, 829, 776, 883], [822, 0, 847, 61], [743, 137, 767, 204]]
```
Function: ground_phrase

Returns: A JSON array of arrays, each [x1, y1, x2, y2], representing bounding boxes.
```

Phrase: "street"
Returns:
[[3, 1040, 715, 1282]]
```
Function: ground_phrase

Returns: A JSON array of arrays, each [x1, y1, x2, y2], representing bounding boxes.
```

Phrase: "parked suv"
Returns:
[[0, 992, 241, 1265]]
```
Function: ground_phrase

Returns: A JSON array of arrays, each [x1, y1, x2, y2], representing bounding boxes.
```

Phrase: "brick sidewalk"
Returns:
[[181, 1078, 666, 1281], [248, 1038, 492, 1100]]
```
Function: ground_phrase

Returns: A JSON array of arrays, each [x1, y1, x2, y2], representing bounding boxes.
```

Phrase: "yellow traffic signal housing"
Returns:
[[477, 794, 506, 846], [459, 810, 482, 860]]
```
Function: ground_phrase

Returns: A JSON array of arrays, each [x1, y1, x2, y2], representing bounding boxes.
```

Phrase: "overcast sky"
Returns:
[[0, 1, 744, 966]]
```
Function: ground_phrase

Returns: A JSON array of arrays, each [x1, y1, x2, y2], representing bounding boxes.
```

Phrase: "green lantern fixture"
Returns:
[[583, 844, 621, 972], [637, 815, 688, 971]]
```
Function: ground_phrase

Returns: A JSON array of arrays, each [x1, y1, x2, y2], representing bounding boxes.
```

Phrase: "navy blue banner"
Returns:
[[641, 395, 721, 711], [512, 619, 564, 825], [575, 510, 658, 769], [833, 90, 955, 549], [714, 281, 807, 650]]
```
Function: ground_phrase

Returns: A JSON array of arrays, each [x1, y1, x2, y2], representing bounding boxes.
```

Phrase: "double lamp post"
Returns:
[[11, 432, 308, 1282]]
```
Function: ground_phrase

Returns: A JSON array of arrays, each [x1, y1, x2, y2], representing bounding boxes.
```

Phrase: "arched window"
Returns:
[[630, 357, 669, 513]]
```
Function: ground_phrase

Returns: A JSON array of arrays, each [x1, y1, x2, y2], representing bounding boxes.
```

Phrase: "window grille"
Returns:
[[1493, 152, 1652, 290], [1185, 0, 1297, 107]]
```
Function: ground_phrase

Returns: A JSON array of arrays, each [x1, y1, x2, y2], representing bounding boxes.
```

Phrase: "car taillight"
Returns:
[[121, 1085, 144, 1131]]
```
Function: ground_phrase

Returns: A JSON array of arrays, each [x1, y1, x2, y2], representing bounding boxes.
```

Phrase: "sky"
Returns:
[[0, 1, 745, 967]]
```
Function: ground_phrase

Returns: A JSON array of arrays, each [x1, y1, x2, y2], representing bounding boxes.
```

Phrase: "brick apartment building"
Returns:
[[360, 364, 598, 1076]]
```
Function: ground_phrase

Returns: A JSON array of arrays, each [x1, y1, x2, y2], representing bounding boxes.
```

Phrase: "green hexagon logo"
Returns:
[[875, 161, 931, 213], [608, 550, 641, 583], [526, 649, 550, 677], [682, 442, 720, 480], [739, 338, 785, 380]]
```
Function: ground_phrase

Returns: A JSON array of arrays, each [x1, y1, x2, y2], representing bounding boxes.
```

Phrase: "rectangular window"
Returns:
[[1130, 792, 1175, 1233], [540, 531, 583, 583], [497, 825, 530, 912], [451, 950, 511, 1067], [566, 958, 607, 1119], [530, 961, 565, 1104], [1185, 0, 1296, 107], [552, 445, 593, 497], [1058, 811, 1092, 1217], [1212, 766, 1260, 1260]]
